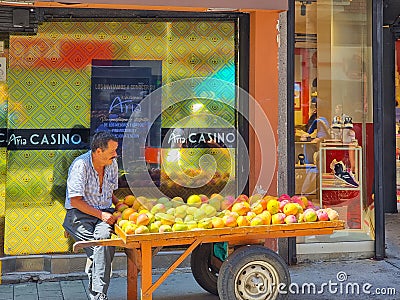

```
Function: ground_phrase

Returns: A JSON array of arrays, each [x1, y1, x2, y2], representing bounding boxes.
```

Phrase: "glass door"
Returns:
[[294, 0, 374, 244]]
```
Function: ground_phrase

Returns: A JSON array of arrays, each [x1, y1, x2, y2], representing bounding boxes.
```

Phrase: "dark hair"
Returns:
[[90, 131, 118, 152]]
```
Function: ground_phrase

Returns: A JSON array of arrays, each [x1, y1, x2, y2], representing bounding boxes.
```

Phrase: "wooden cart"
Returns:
[[74, 220, 345, 300]]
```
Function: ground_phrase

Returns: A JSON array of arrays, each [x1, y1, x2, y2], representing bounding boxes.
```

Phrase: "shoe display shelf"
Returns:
[[319, 142, 361, 189], [319, 143, 363, 229]]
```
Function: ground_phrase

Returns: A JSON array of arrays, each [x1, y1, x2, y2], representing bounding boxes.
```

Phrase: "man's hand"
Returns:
[[100, 211, 117, 225]]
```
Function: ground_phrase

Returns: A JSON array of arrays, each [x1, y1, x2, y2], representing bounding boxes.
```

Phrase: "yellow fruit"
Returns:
[[118, 219, 129, 228], [151, 203, 166, 214], [156, 213, 175, 226], [136, 213, 150, 226], [135, 225, 150, 234], [271, 213, 286, 224], [124, 195, 136, 206], [246, 211, 257, 220], [171, 197, 185, 207], [115, 202, 129, 213], [258, 211, 272, 225], [198, 218, 213, 229], [124, 223, 138, 235], [128, 212, 139, 223], [186, 221, 198, 230], [237, 215, 250, 227], [231, 202, 251, 216], [250, 217, 265, 226], [300, 196, 309, 207], [200, 204, 217, 218], [267, 199, 280, 215], [211, 217, 225, 228], [222, 215, 237, 227], [250, 202, 264, 215], [148, 222, 161, 233], [135, 196, 148, 210], [187, 195, 202, 208], [172, 223, 188, 231], [159, 224, 172, 233], [283, 203, 299, 216], [113, 211, 122, 219], [121, 208, 135, 220]]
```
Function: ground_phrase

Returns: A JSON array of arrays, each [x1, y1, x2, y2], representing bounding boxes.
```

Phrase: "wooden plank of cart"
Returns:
[[74, 220, 345, 300]]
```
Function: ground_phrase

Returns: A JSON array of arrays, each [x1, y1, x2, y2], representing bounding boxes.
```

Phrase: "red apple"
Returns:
[[235, 194, 249, 203], [199, 194, 209, 203], [278, 194, 291, 202]]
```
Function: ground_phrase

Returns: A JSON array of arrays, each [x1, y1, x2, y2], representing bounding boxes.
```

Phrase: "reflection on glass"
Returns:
[[294, 0, 373, 243]]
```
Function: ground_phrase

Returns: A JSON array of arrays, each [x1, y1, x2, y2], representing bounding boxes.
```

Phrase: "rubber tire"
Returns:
[[190, 243, 219, 296], [217, 245, 290, 300]]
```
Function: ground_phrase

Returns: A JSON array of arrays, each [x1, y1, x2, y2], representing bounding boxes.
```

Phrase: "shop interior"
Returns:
[[294, 0, 374, 246]]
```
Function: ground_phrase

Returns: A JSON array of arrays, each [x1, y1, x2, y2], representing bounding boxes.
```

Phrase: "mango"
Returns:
[[135, 225, 150, 234], [187, 194, 202, 208], [267, 199, 280, 215], [172, 223, 188, 231], [283, 203, 299, 216], [197, 218, 213, 229], [159, 224, 172, 233], [151, 203, 166, 214], [250, 216, 265, 226], [237, 215, 250, 227], [155, 213, 175, 226]]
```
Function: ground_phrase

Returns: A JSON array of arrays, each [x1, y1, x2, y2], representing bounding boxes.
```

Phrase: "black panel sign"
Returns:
[[161, 128, 236, 148], [90, 60, 162, 161], [6, 128, 90, 150]]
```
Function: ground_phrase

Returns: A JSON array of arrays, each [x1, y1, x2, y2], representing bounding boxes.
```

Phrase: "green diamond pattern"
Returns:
[[5, 19, 236, 254]]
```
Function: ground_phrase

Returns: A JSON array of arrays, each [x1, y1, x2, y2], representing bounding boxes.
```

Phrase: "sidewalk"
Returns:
[[0, 213, 399, 300]]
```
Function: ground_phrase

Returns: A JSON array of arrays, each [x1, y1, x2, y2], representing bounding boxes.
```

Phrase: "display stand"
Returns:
[[319, 142, 362, 229], [73, 221, 345, 300]]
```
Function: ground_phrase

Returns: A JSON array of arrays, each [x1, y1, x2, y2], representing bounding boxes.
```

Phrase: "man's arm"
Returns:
[[71, 196, 116, 225], [112, 193, 119, 206]]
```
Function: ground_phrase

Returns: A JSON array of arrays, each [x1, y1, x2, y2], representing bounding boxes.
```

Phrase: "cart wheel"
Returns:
[[217, 245, 290, 300], [190, 243, 220, 296]]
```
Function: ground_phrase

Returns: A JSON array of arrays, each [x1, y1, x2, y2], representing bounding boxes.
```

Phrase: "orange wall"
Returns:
[[35, 0, 288, 11], [249, 11, 279, 196]]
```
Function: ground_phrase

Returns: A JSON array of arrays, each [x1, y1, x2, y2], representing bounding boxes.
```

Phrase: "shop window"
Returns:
[[5, 18, 239, 254], [294, 0, 374, 243]]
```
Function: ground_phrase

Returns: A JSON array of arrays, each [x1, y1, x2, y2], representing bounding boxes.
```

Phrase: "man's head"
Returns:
[[91, 131, 118, 166]]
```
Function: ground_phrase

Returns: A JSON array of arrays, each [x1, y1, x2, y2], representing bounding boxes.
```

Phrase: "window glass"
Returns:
[[294, 0, 374, 243]]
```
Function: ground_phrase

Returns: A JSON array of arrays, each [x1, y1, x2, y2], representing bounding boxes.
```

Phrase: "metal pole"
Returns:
[[286, 0, 297, 265], [373, 0, 385, 260]]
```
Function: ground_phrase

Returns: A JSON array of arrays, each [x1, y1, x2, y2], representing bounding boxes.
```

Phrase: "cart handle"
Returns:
[[73, 238, 125, 252]]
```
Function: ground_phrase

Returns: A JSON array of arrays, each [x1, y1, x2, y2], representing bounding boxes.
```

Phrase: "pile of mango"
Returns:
[[114, 193, 339, 235]]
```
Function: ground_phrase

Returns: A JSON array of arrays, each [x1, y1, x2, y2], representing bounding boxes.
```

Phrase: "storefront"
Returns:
[[0, 1, 285, 256], [292, 0, 376, 261], [0, 0, 390, 267]]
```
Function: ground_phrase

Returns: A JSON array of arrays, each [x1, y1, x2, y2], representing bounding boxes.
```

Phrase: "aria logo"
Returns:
[[164, 128, 236, 148], [6, 133, 82, 146], [3, 129, 90, 150]]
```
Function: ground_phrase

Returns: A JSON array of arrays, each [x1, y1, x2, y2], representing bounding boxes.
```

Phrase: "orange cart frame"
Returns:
[[73, 220, 345, 300]]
